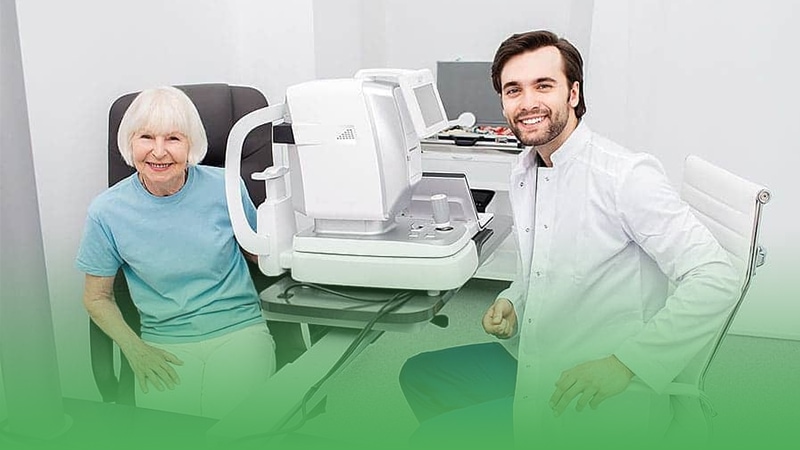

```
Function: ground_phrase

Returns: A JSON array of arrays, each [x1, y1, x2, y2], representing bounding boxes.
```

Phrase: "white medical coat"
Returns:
[[497, 123, 739, 443]]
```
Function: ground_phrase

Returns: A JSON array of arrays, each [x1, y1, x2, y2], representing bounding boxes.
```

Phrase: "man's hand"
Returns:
[[482, 298, 517, 339], [549, 355, 634, 416], [122, 340, 184, 394]]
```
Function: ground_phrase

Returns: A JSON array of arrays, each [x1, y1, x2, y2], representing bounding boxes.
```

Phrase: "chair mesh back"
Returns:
[[681, 156, 765, 289], [678, 155, 769, 386]]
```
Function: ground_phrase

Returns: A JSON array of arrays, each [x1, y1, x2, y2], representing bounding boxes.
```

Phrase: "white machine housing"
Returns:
[[286, 75, 421, 234], [225, 69, 483, 291]]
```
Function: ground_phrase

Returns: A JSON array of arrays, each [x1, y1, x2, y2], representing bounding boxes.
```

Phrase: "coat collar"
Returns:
[[548, 121, 591, 167], [511, 121, 592, 175]]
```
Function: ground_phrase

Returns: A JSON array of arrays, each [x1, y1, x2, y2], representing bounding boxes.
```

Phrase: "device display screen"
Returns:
[[413, 84, 444, 128]]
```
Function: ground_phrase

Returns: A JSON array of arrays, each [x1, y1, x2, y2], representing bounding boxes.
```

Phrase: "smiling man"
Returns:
[[496, 44, 580, 165], [400, 30, 739, 446]]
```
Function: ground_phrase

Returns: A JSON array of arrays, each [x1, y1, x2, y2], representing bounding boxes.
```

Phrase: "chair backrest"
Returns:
[[677, 155, 771, 389], [108, 83, 272, 197], [91, 83, 274, 404]]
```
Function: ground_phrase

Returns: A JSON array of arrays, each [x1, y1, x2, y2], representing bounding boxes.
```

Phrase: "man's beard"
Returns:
[[510, 107, 569, 147]]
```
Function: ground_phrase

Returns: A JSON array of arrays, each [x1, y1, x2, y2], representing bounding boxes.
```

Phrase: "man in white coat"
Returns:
[[400, 30, 738, 447]]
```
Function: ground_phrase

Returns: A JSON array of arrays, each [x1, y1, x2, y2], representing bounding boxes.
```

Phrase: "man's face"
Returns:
[[499, 46, 580, 152]]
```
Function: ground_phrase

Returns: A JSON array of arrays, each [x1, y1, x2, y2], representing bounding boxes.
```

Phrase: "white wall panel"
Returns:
[[16, 0, 315, 400]]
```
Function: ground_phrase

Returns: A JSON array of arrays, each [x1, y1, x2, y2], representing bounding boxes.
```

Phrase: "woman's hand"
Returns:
[[83, 274, 185, 394], [122, 340, 184, 394]]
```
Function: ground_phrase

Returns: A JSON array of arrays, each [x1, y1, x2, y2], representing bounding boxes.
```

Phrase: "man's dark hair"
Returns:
[[491, 30, 586, 119]]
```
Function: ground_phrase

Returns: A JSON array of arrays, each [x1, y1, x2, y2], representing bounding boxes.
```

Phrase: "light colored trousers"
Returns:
[[136, 322, 276, 419]]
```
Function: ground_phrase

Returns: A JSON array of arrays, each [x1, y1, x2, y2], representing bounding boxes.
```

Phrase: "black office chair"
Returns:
[[91, 83, 301, 405]]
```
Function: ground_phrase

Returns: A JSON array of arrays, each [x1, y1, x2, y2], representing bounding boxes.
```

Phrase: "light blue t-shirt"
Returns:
[[76, 165, 263, 344]]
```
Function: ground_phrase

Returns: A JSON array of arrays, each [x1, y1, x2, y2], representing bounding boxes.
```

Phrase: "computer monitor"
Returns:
[[436, 61, 506, 127]]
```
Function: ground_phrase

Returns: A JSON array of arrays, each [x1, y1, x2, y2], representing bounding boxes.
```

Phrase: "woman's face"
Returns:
[[131, 129, 190, 196]]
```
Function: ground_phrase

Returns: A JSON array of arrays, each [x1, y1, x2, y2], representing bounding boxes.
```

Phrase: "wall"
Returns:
[[0, 363, 5, 423], [311, 0, 594, 111], [587, 0, 800, 338], [15, 1, 797, 404], [352, 0, 798, 339], [380, 0, 593, 75], [2, 0, 67, 432], [15, 0, 315, 400], [312, 0, 364, 78]]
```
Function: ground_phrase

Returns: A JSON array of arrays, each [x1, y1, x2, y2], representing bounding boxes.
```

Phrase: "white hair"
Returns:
[[116, 86, 208, 166]]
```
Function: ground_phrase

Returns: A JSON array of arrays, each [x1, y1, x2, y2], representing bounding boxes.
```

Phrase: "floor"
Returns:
[[272, 278, 800, 448]]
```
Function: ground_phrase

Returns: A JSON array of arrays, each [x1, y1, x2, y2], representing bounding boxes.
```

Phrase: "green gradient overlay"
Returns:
[[1, 405, 791, 450], [3, 353, 798, 450], [3, 272, 796, 449]]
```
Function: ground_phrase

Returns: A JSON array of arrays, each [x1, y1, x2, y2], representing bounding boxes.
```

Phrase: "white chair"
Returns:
[[666, 155, 771, 441]]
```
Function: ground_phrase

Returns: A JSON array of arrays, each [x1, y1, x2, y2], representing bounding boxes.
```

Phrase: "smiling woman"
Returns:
[[75, 86, 276, 419], [117, 87, 205, 197], [131, 130, 189, 197]]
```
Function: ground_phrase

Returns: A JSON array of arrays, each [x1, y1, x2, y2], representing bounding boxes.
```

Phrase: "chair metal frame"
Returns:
[[669, 155, 771, 439], [698, 190, 770, 393]]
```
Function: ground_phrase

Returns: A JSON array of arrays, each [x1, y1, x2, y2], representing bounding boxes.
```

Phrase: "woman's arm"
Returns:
[[83, 274, 183, 393]]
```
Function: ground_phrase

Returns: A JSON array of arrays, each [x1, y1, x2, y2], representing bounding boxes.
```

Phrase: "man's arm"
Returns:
[[611, 155, 739, 392], [488, 246, 528, 339], [547, 155, 738, 413], [83, 274, 183, 393]]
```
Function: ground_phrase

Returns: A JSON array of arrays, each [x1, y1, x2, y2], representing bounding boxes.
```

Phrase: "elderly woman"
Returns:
[[76, 86, 275, 419]]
